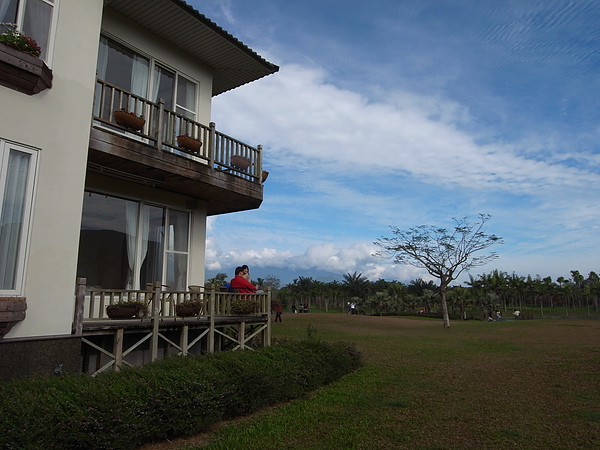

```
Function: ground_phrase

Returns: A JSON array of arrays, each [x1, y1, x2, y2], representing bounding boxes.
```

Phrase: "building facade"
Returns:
[[0, 0, 278, 379]]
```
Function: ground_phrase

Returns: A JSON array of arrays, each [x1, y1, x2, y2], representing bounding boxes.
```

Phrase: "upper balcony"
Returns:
[[89, 80, 266, 215]]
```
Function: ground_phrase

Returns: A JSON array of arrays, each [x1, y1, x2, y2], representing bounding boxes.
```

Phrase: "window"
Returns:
[[0, 0, 56, 61], [97, 36, 197, 118], [77, 192, 190, 290], [0, 140, 38, 294]]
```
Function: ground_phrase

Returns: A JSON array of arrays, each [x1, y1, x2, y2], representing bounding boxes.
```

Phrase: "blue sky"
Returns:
[[191, 0, 600, 285]]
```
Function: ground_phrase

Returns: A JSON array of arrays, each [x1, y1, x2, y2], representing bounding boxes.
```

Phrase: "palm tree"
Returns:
[[342, 272, 370, 300]]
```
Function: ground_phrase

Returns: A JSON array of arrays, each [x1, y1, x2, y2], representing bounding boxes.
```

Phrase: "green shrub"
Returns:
[[0, 340, 361, 449]]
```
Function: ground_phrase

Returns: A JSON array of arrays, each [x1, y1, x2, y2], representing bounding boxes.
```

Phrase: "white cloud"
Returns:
[[214, 64, 600, 198]]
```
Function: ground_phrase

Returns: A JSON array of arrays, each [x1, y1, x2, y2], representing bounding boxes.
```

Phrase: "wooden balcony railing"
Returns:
[[72, 279, 271, 334], [92, 79, 263, 182]]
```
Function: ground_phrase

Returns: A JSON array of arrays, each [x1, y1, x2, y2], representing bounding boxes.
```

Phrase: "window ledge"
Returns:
[[0, 43, 52, 95]]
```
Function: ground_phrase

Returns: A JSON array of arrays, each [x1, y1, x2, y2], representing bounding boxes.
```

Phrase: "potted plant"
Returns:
[[176, 134, 203, 153], [0, 23, 41, 57], [175, 299, 203, 317], [231, 155, 252, 171], [0, 23, 52, 95], [231, 298, 259, 314], [106, 300, 147, 319], [0, 297, 27, 339], [113, 108, 146, 131]]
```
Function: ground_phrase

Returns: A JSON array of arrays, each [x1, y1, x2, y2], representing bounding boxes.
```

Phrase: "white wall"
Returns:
[[1, 0, 104, 337], [2, 0, 213, 339]]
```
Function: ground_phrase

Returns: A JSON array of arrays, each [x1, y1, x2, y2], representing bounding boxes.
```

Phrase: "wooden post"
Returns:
[[239, 321, 246, 350], [72, 277, 86, 335], [156, 97, 165, 149], [208, 284, 215, 353], [151, 282, 161, 361], [256, 144, 263, 182], [209, 122, 216, 168], [113, 328, 124, 371], [266, 287, 272, 347], [181, 325, 189, 356]]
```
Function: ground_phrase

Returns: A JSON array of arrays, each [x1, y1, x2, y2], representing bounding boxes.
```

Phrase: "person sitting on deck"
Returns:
[[230, 266, 258, 293]]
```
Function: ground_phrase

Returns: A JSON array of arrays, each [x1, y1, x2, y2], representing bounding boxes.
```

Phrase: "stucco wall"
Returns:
[[2, 0, 104, 338]]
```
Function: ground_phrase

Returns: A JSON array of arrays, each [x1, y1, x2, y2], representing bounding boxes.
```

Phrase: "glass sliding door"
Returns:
[[78, 193, 137, 289], [139, 204, 165, 288], [77, 192, 189, 290]]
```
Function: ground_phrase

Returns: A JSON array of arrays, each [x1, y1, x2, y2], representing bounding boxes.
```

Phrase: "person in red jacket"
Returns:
[[230, 266, 258, 293]]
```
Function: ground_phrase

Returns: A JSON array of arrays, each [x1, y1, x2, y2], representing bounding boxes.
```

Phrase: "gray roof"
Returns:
[[103, 0, 279, 96]]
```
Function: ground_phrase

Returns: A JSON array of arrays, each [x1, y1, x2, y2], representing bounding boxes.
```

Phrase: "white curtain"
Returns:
[[124, 202, 152, 289], [124, 201, 138, 289], [23, 0, 53, 60], [139, 205, 150, 282], [0, 150, 30, 289], [130, 54, 149, 114]]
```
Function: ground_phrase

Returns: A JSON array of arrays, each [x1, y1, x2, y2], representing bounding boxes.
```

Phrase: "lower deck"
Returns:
[[82, 315, 270, 376]]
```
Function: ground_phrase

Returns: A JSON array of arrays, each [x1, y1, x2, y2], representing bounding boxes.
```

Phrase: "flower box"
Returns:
[[0, 42, 52, 95], [106, 302, 146, 319], [0, 297, 27, 339], [175, 303, 202, 317], [177, 135, 203, 153], [113, 110, 146, 131]]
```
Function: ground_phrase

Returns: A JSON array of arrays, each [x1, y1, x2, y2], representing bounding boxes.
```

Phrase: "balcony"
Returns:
[[89, 80, 265, 215], [73, 280, 273, 375]]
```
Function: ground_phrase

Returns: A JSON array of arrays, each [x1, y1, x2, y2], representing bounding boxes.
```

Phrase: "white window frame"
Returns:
[[0, 140, 39, 296], [99, 34, 200, 118]]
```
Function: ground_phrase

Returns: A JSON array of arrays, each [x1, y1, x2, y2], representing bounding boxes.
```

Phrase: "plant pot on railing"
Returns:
[[106, 301, 146, 319], [0, 297, 27, 338], [113, 109, 145, 131], [175, 301, 202, 317], [231, 155, 252, 171], [231, 298, 259, 314], [177, 135, 203, 153]]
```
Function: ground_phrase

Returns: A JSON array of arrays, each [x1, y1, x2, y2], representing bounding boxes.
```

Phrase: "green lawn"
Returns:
[[151, 314, 600, 449]]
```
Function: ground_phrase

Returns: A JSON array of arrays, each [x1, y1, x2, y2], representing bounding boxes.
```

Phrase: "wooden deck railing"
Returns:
[[72, 279, 271, 334], [92, 79, 263, 182]]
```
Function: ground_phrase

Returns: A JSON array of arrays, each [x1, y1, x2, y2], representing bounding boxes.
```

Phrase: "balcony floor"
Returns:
[[87, 126, 263, 215]]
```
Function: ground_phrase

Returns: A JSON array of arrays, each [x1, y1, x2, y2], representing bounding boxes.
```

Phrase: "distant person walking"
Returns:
[[274, 302, 283, 323], [513, 310, 521, 320]]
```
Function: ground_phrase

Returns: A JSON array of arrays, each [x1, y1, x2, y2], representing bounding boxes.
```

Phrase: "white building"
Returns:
[[0, 0, 278, 379]]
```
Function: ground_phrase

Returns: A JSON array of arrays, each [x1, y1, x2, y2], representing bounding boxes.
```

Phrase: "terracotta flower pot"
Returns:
[[175, 304, 202, 316], [177, 135, 203, 153], [106, 304, 142, 319], [231, 155, 252, 171], [113, 110, 145, 131]]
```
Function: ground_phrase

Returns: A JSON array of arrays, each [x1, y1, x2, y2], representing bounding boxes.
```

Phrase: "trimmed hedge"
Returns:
[[0, 339, 361, 449]]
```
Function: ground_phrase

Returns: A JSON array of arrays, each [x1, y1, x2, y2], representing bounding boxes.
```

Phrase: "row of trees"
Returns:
[[274, 269, 600, 318]]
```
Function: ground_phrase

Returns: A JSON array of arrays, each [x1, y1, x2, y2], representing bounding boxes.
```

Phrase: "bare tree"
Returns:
[[374, 214, 503, 328]]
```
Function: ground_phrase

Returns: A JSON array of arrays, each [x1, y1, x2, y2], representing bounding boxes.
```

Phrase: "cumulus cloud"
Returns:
[[214, 64, 599, 197], [202, 5, 600, 285]]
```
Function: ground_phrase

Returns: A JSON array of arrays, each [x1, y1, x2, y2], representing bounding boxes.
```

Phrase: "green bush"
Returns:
[[0, 340, 361, 449]]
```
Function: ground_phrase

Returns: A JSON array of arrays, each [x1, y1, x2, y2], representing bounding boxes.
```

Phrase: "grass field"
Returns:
[[147, 314, 600, 449]]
